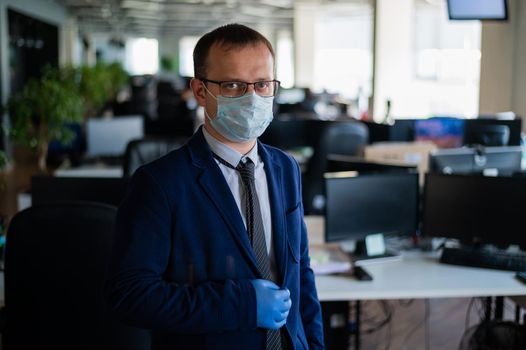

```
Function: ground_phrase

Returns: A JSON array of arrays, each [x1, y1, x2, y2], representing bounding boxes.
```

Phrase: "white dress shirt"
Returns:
[[202, 128, 278, 275]]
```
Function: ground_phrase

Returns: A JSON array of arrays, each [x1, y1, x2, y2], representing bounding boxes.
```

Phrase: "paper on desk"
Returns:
[[309, 244, 352, 275]]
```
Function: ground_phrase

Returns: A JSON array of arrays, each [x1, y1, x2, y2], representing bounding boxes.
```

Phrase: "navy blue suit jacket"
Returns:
[[105, 128, 324, 349]]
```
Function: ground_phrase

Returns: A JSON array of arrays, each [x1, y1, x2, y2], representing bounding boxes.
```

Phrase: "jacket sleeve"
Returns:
[[104, 167, 257, 334], [295, 161, 325, 349]]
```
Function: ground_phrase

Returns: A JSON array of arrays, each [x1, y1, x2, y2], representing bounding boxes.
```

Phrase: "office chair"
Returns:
[[302, 121, 369, 214], [31, 175, 128, 207], [3, 201, 151, 350], [123, 136, 189, 177]]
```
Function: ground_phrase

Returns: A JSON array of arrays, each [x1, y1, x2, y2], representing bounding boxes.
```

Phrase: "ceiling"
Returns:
[[56, 0, 299, 37]]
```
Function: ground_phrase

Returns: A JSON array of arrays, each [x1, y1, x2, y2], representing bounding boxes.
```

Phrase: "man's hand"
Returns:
[[250, 279, 292, 329]]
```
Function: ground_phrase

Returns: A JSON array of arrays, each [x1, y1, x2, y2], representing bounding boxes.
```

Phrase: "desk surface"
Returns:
[[54, 164, 123, 178], [305, 215, 526, 301], [315, 252, 526, 301]]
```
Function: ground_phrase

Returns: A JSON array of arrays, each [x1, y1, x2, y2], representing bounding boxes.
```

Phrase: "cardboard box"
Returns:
[[364, 142, 437, 183]]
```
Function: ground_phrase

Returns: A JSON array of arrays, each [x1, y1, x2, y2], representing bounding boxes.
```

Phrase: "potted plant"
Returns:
[[7, 67, 84, 172], [78, 62, 129, 118]]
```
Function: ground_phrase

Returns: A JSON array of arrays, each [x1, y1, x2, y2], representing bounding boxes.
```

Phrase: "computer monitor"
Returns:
[[86, 116, 144, 158], [362, 121, 390, 144], [447, 0, 507, 21], [422, 173, 526, 249], [275, 87, 306, 105], [464, 118, 522, 146], [428, 146, 522, 176], [326, 154, 417, 174], [47, 122, 85, 165], [414, 117, 465, 148], [389, 119, 416, 142], [324, 172, 419, 247]]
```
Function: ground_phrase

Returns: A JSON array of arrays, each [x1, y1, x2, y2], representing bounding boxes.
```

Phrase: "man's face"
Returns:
[[192, 42, 274, 120]]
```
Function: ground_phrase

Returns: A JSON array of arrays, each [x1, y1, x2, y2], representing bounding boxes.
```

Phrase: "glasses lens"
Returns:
[[219, 82, 247, 97], [218, 81, 279, 97], [254, 81, 277, 97]]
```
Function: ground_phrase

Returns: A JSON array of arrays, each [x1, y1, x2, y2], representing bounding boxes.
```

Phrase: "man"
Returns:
[[105, 23, 324, 350]]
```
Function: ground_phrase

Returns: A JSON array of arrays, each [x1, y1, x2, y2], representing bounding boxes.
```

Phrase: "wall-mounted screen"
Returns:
[[447, 0, 507, 21]]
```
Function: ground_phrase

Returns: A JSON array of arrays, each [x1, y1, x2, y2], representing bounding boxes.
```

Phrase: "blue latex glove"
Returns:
[[250, 279, 292, 329]]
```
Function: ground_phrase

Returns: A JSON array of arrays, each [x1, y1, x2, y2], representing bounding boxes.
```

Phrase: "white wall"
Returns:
[[512, 1, 526, 120], [479, 0, 526, 124], [478, 0, 516, 115], [294, 2, 317, 88], [373, 0, 414, 120]]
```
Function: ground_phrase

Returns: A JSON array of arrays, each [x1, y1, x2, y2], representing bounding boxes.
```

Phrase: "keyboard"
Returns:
[[440, 246, 526, 272]]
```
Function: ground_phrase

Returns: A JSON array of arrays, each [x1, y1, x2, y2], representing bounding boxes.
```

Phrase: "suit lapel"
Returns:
[[188, 129, 260, 275], [258, 142, 287, 286]]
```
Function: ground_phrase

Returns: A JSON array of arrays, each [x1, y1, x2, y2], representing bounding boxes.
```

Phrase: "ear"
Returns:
[[190, 78, 206, 107]]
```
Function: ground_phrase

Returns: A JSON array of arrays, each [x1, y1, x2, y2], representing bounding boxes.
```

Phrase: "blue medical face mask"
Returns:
[[203, 84, 274, 142]]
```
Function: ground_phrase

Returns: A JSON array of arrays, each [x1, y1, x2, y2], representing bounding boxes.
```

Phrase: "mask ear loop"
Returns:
[[201, 81, 218, 101], [201, 82, 217, 122]]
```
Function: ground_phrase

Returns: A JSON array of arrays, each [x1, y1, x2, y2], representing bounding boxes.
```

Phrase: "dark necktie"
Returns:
[[214, 154, 283, 350]]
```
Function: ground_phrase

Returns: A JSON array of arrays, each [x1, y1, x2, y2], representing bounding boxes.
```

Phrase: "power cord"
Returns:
[[400, 299, 431, 350], [361, 300, 393, 334], [465, 297, 476, 330]]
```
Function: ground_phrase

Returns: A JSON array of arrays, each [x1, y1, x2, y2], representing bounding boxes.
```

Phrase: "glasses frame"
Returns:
[[201, 78, 280, 98]]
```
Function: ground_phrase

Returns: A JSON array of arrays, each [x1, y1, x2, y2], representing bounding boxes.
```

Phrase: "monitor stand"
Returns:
[[352, 233, 399, 263]]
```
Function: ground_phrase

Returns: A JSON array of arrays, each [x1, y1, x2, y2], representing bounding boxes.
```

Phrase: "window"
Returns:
[[276, 30, 294, 88], [415, 0, 481, 84], [313, 2, 374, 100], [125, 38, 159, 75], [374, 0, 481, 119], [179, 36, 199, 78]]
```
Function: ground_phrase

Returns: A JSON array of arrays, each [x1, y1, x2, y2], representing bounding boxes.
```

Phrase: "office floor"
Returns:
[[357, 297, 521, 350]]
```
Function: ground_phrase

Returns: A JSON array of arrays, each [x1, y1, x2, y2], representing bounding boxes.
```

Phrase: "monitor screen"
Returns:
[[428, 146, 522, 176], [48, 123, 84, 154], [422, 173, 526, 248], [389, 119, 416, 142], [447, 0, 507, 20], [464, 118, 522, 146], [414, 117, 465, 148], [324, 172, 419, 242], [275, 88, 306, 104], [86, 116, 144, 157], [326, 154, 418, 174]]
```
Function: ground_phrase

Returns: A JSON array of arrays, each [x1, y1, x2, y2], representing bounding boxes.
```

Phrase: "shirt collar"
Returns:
[[203, 127, 259, 167]]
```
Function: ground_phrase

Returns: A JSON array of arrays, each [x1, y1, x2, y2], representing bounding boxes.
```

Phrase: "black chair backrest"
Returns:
[[303, 121, 369, 214], [4, 202, 151, 350], [123, 136, 189, 177], [31, 176, 128, 207]]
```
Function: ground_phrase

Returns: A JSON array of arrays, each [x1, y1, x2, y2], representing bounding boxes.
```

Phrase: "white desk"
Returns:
[[305, 215, 526, 301], [306, 216, 526, 349], [315, 253, 526, 302], [54, 164, 123, 178]]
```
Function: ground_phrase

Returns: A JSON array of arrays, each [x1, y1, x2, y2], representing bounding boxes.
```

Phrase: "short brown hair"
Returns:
[[193, 23, 275, 79]]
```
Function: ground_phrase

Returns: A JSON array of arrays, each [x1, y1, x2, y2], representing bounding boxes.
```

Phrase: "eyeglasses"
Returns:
[[201, 79, 280, 98]]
